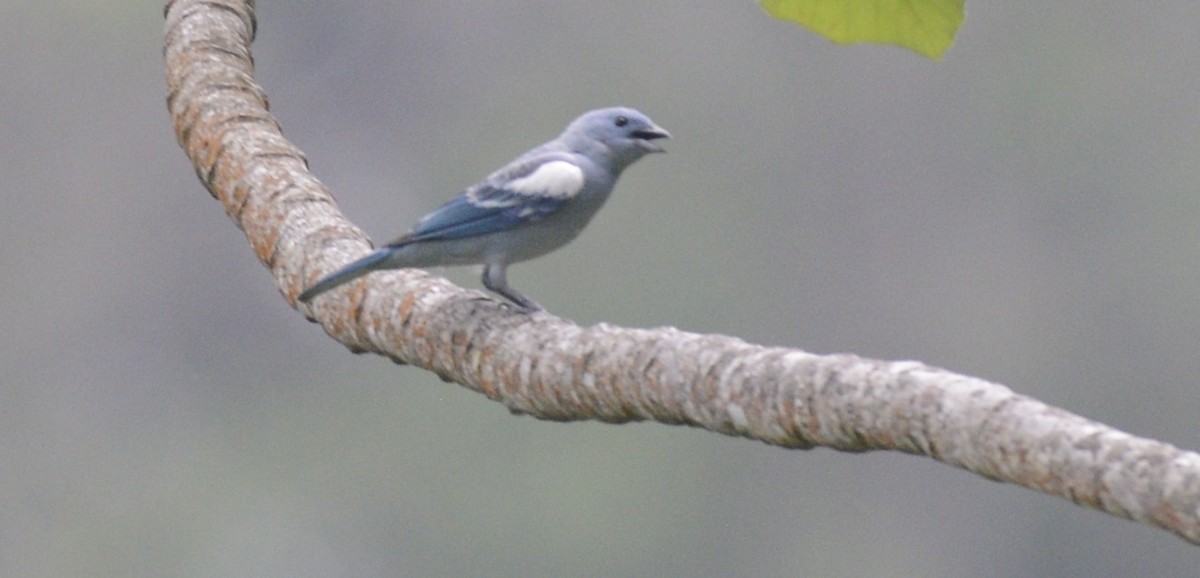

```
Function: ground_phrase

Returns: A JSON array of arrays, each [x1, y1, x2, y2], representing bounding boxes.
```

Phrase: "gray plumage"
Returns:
[[299, 107, 669, 311]]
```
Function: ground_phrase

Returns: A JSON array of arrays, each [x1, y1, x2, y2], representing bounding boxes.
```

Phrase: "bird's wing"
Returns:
[[387, 155, 586, 246]]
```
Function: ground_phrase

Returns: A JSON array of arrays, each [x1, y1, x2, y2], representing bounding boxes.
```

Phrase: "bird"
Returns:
[[298, 107, 670, 312]]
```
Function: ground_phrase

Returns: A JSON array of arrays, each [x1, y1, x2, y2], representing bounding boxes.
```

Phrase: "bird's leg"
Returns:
[[482, 264, 543, 312]]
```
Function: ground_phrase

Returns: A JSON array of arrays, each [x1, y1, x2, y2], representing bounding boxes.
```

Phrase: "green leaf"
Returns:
[[760, 0, 965, 60]]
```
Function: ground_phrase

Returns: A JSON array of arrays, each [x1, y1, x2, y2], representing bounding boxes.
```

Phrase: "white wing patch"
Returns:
[[506, 161, 585, 199]]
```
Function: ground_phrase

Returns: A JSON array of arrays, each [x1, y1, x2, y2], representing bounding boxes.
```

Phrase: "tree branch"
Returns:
[[164, 0, 1200, 544]]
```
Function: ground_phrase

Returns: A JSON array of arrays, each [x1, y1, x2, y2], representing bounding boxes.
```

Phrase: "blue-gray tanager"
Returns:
[[298, 107, 670, 311]]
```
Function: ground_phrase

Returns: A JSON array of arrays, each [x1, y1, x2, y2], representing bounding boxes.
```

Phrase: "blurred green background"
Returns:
[[2, 1, 1199, 575]]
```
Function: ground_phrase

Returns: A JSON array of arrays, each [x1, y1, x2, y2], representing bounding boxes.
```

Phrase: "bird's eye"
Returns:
[[614, 116, 628, 127]]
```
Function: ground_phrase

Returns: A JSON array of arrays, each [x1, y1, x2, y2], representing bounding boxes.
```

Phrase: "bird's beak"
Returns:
[[633, 125, 671, 153]]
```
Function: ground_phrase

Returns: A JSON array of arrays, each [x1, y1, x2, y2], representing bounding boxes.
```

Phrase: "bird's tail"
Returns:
[[298, 249, 394, 302]]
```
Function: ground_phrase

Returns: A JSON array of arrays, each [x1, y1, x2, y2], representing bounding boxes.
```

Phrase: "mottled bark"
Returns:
[[164, 0, 1200, 544]]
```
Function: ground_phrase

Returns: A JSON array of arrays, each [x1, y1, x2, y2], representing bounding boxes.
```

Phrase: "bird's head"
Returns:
[[562, 107, 671, 169]]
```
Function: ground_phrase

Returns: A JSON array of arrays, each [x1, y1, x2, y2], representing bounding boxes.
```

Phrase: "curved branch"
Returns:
[[164, 0, 1200, 544]]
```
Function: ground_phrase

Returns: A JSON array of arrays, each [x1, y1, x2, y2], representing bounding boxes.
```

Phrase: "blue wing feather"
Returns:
[[387, 155, 581, 246], [407, 192, 565, 241]]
